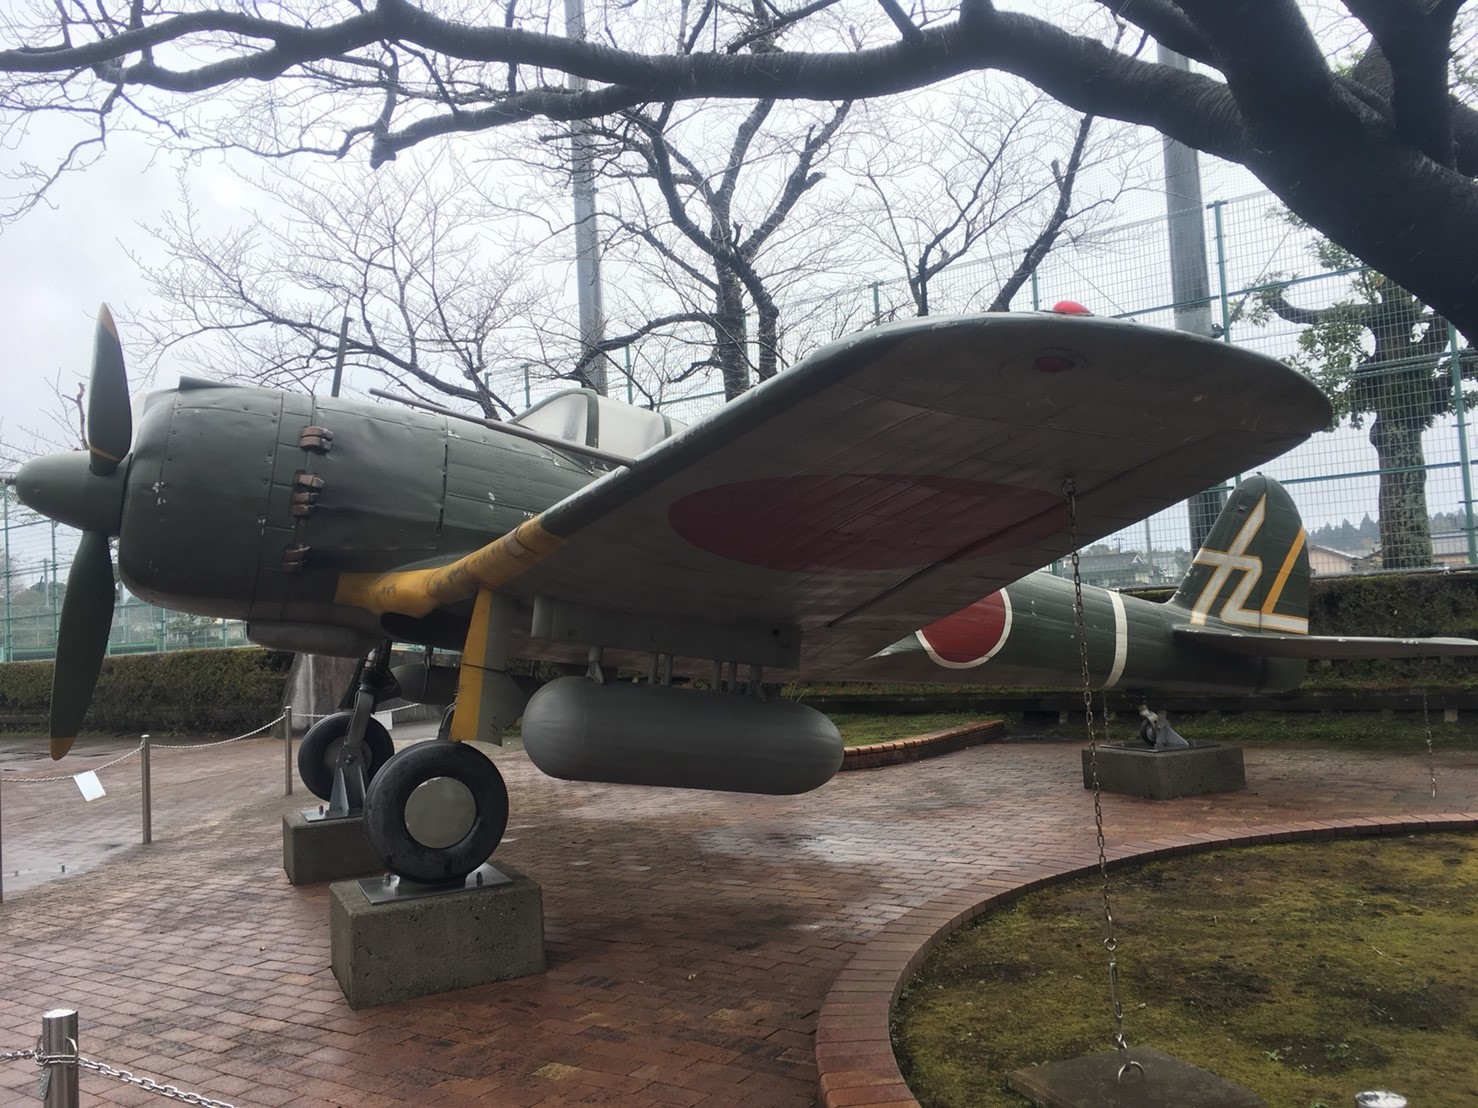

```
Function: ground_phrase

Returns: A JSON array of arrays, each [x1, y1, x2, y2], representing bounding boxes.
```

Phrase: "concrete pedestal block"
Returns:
[[1011, 1045, 1266, 1107], [282, 810, 384, 885], [1083, 741, 1246, 800], [330, 864, 545, 1008]]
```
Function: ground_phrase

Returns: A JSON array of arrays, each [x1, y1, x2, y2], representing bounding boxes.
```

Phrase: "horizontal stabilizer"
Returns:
[[1174, 626, 1478, 660]]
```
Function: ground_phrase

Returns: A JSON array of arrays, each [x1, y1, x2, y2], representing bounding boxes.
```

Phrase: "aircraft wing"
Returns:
[[1174, 627, 1478, 659], [338, 313, 1333, 675]]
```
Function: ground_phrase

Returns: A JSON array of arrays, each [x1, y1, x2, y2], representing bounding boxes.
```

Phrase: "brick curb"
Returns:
[[813, 811, 1478, 1107], [840, 720, 1007, 771]]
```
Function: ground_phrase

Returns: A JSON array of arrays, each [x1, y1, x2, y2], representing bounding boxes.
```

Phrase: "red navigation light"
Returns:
[[1050, 299, 1091, 316], [1033, 353, 1078, 373]]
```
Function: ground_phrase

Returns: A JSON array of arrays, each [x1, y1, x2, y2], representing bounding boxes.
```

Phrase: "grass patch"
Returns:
[[828, 711, 991, 747], [892, 833, 1478, 1108]]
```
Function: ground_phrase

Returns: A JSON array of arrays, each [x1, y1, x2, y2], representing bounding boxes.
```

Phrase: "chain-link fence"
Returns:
[[0, 500, 250, 663]]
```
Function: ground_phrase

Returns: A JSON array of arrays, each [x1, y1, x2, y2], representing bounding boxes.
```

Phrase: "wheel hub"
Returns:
[[404, 775, 476, 848]]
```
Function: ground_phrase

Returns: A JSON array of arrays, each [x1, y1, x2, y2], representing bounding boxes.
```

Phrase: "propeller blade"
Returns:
[[87, 305, 132, 477], [49, 530, 117, 758]]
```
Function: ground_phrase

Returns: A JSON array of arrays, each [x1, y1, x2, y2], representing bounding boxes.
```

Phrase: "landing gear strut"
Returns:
[[297, 642, 399, 812], [1138, 704, 1190, 751]]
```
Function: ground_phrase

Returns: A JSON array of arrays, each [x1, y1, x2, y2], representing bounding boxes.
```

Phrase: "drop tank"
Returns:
[[521, 677, 843, 795]]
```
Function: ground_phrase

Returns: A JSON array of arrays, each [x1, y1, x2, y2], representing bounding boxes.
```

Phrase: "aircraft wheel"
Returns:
[[297, 712, 395, 800], [363, 741, 509, 884]]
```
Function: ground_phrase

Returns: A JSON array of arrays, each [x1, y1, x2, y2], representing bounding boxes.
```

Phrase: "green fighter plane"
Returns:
[[15, 306, 1478, 884]]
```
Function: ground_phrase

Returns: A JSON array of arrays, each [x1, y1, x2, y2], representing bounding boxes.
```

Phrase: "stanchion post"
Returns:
[[40, 1008, 79, 1108], [1, 774, 5, 905], [283, 704, 294, 796], [140, 734, 152, 845]]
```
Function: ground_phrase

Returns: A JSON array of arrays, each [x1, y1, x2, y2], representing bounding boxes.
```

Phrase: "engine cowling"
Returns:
[[521, 677, 843, 795]]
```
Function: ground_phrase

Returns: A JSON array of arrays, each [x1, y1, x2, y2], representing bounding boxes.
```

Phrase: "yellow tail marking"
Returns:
[[333, 517, 564, 617], [1260, 527, 1307, 617]]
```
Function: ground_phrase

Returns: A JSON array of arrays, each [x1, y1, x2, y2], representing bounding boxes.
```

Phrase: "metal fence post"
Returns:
[[140, 735, 151, 845], [1450, 323, 1477, 565], [1, 773, 5, 905], [283, 704, 294, 796], [40, 1008, 79, 1107]]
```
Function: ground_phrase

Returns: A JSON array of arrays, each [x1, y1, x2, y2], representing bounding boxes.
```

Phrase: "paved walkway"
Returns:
[[1, 721, 1475, 1106]]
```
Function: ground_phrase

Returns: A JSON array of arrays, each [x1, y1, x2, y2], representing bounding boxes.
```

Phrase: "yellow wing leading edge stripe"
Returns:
[[333, 517, 565, 618]]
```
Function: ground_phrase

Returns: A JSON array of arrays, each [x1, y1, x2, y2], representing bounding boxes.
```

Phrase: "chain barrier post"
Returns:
[[40, 1008, 78, 1108], [283, 703, 294, 796], [141, 734, 152, 845]]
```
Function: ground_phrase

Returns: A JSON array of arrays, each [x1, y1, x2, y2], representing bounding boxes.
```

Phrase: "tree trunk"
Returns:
[[1369, 405, 1433, 570], [714, 273, 750, 401]]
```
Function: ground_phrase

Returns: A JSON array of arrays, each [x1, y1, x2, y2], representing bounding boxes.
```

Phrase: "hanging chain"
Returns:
[[1063, 479, 1143, 1083], [1421, 689, 1437, 800]]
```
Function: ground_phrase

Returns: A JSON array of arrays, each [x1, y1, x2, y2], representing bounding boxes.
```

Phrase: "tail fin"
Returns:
[[1168, 475, 1309, 634]]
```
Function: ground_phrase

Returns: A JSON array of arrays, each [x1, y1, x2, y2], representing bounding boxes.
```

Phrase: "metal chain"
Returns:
[[77, 1054, 238, 1107], [7, 740, 147, 783], [4, 1044, 237, 1108], [1421, 689, 1437, 800], [2, 713, 288, 784], [1063, 478, 1142, 1083], [167, 712, 287, 750]]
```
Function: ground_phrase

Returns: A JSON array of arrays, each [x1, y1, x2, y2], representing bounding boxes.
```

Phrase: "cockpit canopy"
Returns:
[[513, 389, 685, 460]]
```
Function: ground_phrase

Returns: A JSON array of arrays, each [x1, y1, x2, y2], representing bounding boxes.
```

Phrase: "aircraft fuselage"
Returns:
[[119, 383, 599, 654]]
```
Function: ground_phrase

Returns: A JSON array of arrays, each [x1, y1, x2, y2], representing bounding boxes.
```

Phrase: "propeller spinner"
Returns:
[[13, 306, 132, 758]]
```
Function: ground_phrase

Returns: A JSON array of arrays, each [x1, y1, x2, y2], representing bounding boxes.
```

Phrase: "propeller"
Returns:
[[14, 305, 132, 758], [87, 306, 132, 476]]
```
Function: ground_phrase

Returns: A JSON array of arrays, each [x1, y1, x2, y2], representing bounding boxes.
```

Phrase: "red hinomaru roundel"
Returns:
[[916, 590, 1012, 668]]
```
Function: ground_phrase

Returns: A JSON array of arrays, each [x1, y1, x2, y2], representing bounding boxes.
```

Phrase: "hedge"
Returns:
[[0, 647, 293, 735]]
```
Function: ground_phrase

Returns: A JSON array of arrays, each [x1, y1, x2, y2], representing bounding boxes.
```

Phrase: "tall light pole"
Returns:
[[1159, 44, 1227, 551], [565, 0, 608, 396]]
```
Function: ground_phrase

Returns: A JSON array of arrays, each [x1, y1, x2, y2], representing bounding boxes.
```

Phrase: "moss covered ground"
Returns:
[[892, 834, 1478, 1108]]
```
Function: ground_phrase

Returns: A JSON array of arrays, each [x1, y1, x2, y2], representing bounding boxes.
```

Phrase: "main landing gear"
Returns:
[[296, 642, 513, 886]]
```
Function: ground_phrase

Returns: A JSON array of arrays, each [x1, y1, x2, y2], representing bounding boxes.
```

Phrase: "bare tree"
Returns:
[[576, 97, 851, 400], [2, 3, 1476, 342], [847, 77, 1132, 319], [138, 159, 549, 418]]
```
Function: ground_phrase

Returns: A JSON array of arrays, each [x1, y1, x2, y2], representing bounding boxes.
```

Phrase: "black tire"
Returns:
[[1139, 719, 1158, 748], [297, 712, 395, 800], [363, 741, 509, 884]]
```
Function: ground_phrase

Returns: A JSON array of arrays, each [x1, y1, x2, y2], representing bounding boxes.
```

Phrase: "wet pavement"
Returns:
[[1, 718, 1475, 1105]]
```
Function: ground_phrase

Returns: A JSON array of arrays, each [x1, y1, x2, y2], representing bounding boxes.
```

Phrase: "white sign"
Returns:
[[74, 770, 105, 802]]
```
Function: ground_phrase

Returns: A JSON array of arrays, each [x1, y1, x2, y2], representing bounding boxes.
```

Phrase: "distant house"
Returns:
[[1307, 543, 1364, 576], [1431, 530, 1477, 569], [1078, 550, 1159, 590]]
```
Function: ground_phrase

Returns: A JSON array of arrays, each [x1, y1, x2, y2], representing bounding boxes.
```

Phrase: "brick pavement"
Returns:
[[1, 722, 1475, 1106]]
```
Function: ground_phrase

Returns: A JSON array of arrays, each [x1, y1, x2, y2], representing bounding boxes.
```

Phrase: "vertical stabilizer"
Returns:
[[1168, 475, 1310, 634]]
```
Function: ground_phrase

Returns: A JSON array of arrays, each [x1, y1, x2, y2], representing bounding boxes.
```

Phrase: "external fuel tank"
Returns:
[[521, 678, 844, 795]]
